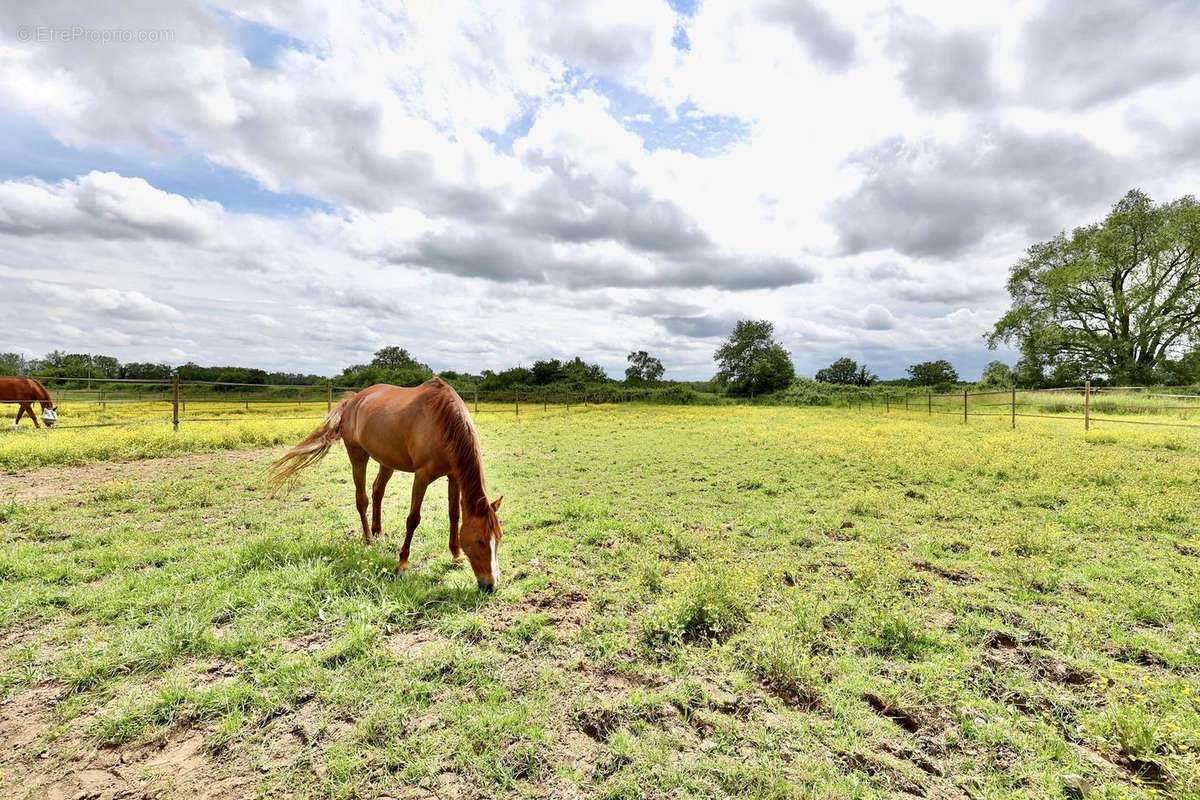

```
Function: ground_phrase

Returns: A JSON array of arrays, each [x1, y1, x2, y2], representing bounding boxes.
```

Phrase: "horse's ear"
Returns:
[[490, 495, 503, 512]]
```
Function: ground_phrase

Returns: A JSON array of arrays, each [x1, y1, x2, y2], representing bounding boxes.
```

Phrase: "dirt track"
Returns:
[[0, 449, 279, 503]]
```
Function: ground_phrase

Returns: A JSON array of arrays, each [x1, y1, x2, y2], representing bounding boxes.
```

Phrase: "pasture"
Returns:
[[1, 406, 1198, 799]]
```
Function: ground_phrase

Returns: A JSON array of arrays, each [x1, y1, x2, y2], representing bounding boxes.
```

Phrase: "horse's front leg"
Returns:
[[370, 466, 394, 543], [447, 476, 462, 563], [396, 471, 430, 574]]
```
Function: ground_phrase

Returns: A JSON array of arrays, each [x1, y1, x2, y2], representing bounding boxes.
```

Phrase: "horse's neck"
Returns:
[[436, 389, 486, 510], [454, 453, 488, 514]]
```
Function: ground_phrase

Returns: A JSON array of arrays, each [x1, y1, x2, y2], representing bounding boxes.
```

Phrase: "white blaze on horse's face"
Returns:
[[489, 534, 499, 585], [462, 495, 503, 593]]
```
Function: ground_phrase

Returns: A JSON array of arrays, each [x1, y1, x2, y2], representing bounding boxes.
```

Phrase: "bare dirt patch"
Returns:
[[280, 630, 333, 655], [0, 449, 278, 503], [912, 560, 977, 584], [0, 683, 60, 760], [0, 678, 261, 800], [0, 624, 39, 652], [983, 633, 1098, 690], [385, 629, 450, 661], [864, 693, 923, 734]]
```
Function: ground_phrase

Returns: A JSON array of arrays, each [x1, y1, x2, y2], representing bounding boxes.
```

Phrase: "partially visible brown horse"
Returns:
[[269, 378, 504, 591], [0, 377, 57, 428]]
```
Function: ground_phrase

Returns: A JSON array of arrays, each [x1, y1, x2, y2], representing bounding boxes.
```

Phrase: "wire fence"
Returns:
[[833, 381, 1200, 433], [0, 375, 614, 431], [6, 376, 1200, 436]]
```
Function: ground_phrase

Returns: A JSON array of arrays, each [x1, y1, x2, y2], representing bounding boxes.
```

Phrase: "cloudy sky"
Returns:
[[2, 0, 1198, 379]]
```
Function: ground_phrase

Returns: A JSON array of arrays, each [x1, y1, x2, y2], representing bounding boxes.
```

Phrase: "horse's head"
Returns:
[[461, 495, 503, 592], [41, 403, 58, 428]]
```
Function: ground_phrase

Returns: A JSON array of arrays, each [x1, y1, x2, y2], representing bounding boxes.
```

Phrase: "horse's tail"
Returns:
[[267, 392, 356, 495]]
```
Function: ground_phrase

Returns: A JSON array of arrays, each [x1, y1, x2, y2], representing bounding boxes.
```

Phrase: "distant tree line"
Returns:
[[0, 350, 327, 388], [0, 346, 680, 397], [11, 189, 1200, 407], [9, 333, 1200, 401]]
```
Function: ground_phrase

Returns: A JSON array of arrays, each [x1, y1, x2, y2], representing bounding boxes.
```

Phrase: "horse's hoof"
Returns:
[[451, 552, 464, 565], [395, 559, 409, 574]]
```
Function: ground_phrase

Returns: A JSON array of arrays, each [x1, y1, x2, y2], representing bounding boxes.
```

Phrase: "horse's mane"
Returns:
[[426, 379, 496, 525], [32, 379, 53, 406]]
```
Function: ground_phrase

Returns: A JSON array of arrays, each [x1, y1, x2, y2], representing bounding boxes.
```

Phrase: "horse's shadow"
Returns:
[[235, 532, 488, 620]]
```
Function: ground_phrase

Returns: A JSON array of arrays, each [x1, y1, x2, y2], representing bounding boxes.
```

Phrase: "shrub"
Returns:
[[735, 628, 822, 708], [641, 567, 755, 652], [854, 606, 936, 658], [762, 378, 834, 406], [645, 385, 718, 405]]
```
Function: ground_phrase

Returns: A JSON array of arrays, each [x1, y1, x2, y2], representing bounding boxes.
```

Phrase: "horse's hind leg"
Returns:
[[346, 444, 371, 543], [14, 403, 35, 428], [370, 466, 394, 543]]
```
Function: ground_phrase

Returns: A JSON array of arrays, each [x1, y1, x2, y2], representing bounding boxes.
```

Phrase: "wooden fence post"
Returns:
[[1084, 380, 1091, 431], [1011, 386, 1016, 429], [905, 393, 909, 412], [515, 392, 520, 416], [927, 391, 932, 415], [327, 382, 333, 414], [474, 385, 479, 413], [885, 394, 890, 413], [963, 389, 968, 423], [172, 375, 180, 432]]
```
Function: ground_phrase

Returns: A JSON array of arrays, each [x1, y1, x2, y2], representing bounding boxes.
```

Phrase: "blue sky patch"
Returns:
[[0, 111, 330, 216], [667, 0, 700, 17], [583, 76, 749, 156], [481, 104, 538, 154], [671, 23, 691, 51], [215, 10, 309, 68]]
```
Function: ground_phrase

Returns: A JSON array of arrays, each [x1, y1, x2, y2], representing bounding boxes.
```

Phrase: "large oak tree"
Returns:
[[989, 190, 1200, 384], [714, 320, 795, 396], [625, 350, 665, 384]]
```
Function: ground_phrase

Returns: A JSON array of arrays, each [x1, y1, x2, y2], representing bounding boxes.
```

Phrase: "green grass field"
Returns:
[[1, 406, 1198, 799]]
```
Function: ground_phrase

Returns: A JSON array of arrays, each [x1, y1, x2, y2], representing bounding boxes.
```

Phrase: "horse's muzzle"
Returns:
[[477, 580, 495, 593]]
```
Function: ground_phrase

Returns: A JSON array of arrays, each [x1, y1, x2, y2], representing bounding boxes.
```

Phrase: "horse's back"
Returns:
[[0, 377, 48, 402], [344, 379, 464, 473]]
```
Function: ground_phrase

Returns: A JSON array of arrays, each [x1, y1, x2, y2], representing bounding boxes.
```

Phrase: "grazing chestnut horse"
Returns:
[[0, 377, 57, 428], [269, 378, 504, 591]]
